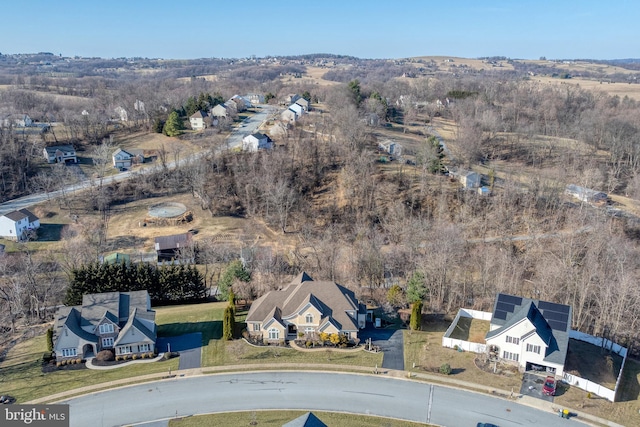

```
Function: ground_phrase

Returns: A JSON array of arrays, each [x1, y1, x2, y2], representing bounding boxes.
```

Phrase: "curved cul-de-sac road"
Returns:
[[63, 371, 586, 427]]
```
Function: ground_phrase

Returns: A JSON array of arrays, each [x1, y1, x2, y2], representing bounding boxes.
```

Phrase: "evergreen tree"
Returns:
[[162, 111, 183, 137], [348, 79, 362, 106], [217, 260, 250, 301], [406, 271, 427, 303], [223, 305, 235, 340], [410, 300, 423, 331]]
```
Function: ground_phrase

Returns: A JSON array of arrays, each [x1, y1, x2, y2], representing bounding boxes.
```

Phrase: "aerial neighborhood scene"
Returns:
[[2, 1, 640, 426]]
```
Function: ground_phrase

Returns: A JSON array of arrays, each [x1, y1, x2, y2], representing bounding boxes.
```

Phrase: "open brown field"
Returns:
[[533, 76, 640, 100]]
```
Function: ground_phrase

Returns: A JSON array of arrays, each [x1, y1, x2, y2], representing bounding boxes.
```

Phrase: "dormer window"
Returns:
[[99, 323, 114, 334], [305, 314, 313, 324]]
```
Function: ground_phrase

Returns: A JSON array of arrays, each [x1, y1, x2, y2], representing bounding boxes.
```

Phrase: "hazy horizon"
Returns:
[[1, 0, 637, 61]]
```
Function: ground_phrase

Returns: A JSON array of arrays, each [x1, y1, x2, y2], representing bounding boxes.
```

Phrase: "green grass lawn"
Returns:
[[169, 410, 432, 427], [0, 333, 178, 403], [2, 301, 380, 403], [156, 302, 382, 368]]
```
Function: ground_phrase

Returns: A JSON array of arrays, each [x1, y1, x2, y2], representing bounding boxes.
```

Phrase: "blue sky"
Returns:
[[1, 0, 637, 60]]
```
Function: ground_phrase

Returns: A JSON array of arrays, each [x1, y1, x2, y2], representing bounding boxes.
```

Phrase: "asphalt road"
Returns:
[[0, 105, 278, 216], [63, 371, 586, 427]]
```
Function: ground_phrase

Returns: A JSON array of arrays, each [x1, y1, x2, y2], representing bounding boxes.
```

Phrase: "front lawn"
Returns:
[[169, 410, 433, 427], [0, 333, 178, 403]]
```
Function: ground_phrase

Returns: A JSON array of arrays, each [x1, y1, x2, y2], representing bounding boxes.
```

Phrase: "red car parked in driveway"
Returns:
[[542, 375, 557, 396]]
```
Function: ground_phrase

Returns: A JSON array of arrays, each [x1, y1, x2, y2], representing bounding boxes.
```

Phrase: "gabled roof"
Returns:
[[44, 144, 75, 155], [112, 148, 133, 158], [53, 307, 98, 346], [282, 412, 327, 427], [154, 232, 192, 251], [80, 290, 151, 327], [486, 293, 571, 366], [190, 110, 208, 119], [18, 209, 38, 223], [3, 210, 28, 222], [114, 308, 156, 346], [246, 274, 360, 332]]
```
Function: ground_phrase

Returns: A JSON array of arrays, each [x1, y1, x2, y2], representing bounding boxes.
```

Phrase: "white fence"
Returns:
[[562, 331, 628, 402], [562, 372, 616, 402], [442, 308, 492, 354]]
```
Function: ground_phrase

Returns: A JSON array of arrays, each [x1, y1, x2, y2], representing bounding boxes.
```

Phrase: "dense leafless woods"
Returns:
[[1, 53, 640, 354]]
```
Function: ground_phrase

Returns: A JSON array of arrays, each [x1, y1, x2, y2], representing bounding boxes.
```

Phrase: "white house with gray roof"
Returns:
[[246, 272, 366, 343], [0, 209, 39, 241], [485, 293, 571, 376], [52, 290, 156, 360]]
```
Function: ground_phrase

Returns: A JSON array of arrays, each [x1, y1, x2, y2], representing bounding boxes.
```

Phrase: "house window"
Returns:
[[253, 324, 261, 331], [502, 351, 519, 362], [61, 348, 77, 358], [526, 343, 541, 354], [304, 327, 314, 334], [139, 344, 150, 353], [305, 314, 313, 324], [118, 345, 133, 355], [506, 336, 520, 345], [102, 337, 114, 348], [99, 323, 114, 334], [268, 328, 279, 340]]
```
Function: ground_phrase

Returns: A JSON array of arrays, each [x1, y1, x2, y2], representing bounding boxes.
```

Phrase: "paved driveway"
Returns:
[[359, 326, 405, 370], [520, 372, 555, 402], [156, 332, 202, 370]]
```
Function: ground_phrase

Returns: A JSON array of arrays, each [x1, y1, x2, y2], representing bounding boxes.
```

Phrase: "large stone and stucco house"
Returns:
[[52, 290, 156, 360], [246, 273, 366, 343]]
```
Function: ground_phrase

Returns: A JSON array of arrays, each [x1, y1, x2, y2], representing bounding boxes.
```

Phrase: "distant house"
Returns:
[[114, 106, 128, 122], [459, 171, 481, 189], [112, 148, 134, 169], [294, 97, 310, 112], [246, 272, 366, 343], [189, 110, 208, 130], [230, 95, 252, 111], [289, 103, 305, 118], [485, 293, 572, 376], [0, 209, 40, 241], [211, 104, 229, 118], [246, 93, 265, 105], [378, 140, 403, 157], [565, 184, 608, 204], [127, 149, 147, 164], [242, 133, 272, 152], [284, 94, 300, 105], [281, 108, 298, 124], [2, 113, 33, 128], [43, 144, 77, 164], [154, 232, 192, 261], [52, 290, 156, 360]]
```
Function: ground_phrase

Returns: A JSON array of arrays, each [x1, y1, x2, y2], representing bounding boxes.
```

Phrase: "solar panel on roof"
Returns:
[[542, 311, 569, 322], [494, 310, 508, 320], [496, 301, 516, 313], [500, 294, 523, 305], [538, 301, 570, 314], [547, 319, 567, 331]]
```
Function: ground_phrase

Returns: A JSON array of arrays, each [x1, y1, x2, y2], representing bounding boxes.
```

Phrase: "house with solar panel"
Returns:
[[485, 293, 572, 376]]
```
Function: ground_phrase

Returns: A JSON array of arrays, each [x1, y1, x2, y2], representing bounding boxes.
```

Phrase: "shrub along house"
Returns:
[[52, 290, 156, 361], [246, 272, 366, 344]]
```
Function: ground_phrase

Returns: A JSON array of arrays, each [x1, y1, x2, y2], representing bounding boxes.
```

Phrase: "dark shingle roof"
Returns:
[[154, 233, 192, 251], [486, 293, 571, 366], [18, 209, 38, 223], [3, 210, 28, 222]]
